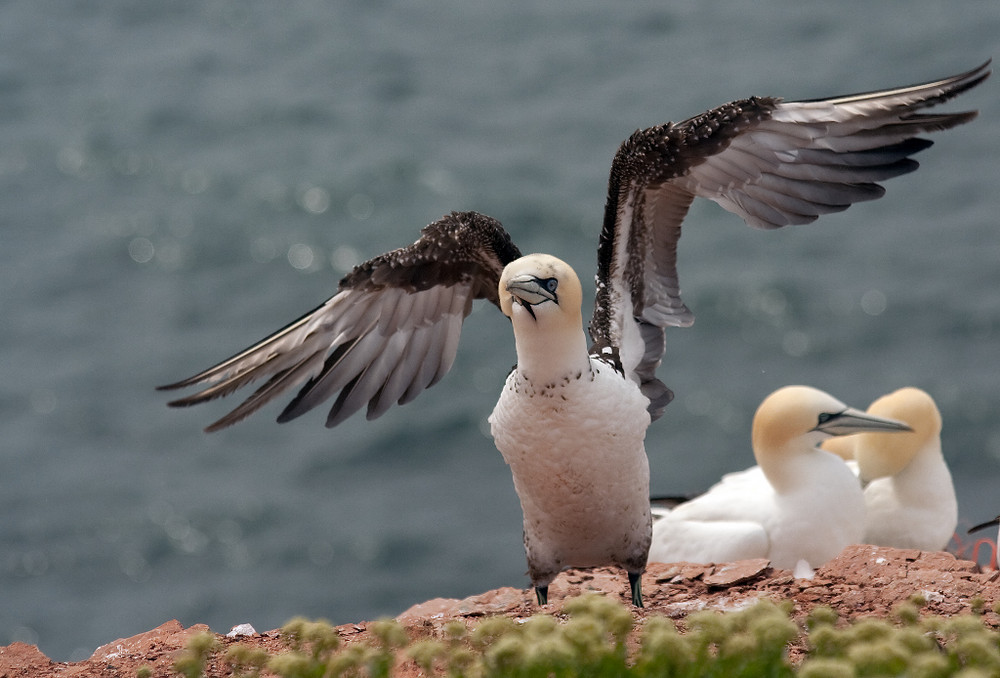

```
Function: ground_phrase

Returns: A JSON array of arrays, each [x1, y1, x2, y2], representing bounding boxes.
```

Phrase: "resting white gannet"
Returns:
[[646, 386, 912, 570], [824, 388, 957, 551], [159, 63, 987, 606]]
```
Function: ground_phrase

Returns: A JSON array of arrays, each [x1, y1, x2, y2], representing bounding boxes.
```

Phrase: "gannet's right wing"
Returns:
[[159, 211, 521, 431]]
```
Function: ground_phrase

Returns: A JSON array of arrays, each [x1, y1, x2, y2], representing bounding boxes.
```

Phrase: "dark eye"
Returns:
[[545, 278, 558, 293], [816, 412, 836, 426]]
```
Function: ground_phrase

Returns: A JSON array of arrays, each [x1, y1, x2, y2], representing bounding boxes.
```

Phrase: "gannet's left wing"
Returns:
[[159, 211, 521, 431], [589, 60, 990, 420]]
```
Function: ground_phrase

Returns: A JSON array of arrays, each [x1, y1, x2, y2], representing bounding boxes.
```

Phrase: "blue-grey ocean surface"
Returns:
[[2, 0, 998, 661]]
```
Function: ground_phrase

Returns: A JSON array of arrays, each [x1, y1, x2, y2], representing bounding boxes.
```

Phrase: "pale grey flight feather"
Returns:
[[591, 60, 989, 420], [160, 212, 521, 431]]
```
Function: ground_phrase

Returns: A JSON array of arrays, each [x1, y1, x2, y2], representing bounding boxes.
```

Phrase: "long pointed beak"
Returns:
[[814, 407, 913, 436], [506, 275, 557, 306]]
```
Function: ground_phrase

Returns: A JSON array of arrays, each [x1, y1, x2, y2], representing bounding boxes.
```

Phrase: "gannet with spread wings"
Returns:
[[160, 62, 989, 606]]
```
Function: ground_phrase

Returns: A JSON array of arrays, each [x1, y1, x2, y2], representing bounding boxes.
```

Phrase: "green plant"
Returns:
[[173, 594, 1000, 677], [173, 631, 219, 678], [224, 643, 269, 678]]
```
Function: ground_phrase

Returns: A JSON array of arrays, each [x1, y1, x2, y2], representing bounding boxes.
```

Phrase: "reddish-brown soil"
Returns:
[[2, 544, 997, 677]]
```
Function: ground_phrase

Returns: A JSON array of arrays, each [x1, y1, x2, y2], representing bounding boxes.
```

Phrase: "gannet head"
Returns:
[[752, 386, 913, 465], [499, 254, 583, 323], [498, 254, 589, 379], [852, 387, 941, 482]]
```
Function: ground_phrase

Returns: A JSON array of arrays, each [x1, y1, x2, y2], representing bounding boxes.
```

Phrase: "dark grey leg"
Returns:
[[628, 571, 643, 607]]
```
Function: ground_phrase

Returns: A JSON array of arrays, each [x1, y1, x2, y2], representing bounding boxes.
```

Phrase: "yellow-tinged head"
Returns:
[[752, 386, 911, 473], [497, 254, 589, 379], [753, 386, 843, 461], [499, 254, 583, 322], [853, 387, 942, 481]]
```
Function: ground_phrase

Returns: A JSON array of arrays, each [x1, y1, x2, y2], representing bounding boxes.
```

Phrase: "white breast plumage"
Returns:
[[490, 359, 652, 581]]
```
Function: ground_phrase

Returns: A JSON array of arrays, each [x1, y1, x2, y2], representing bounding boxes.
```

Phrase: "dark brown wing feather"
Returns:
[[159, 211, 521, 430], [590, 61, 989, 421]]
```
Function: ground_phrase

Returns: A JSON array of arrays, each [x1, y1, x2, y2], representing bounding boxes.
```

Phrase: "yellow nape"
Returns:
[[853, 387, 941, 481]]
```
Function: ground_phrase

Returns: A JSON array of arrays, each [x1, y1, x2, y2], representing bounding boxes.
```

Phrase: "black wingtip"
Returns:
[[157, 378, 195, 392], [650, 494, 694, 509], [968, 516, 1000, 534], [157, 367, 227, 393], [164, 393, 204, 408]]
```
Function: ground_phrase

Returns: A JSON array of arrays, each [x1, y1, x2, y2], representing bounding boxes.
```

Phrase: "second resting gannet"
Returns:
[[647, 386, 912, 570], [159, 62, 987, 605], [823, 387, 957, 551]]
